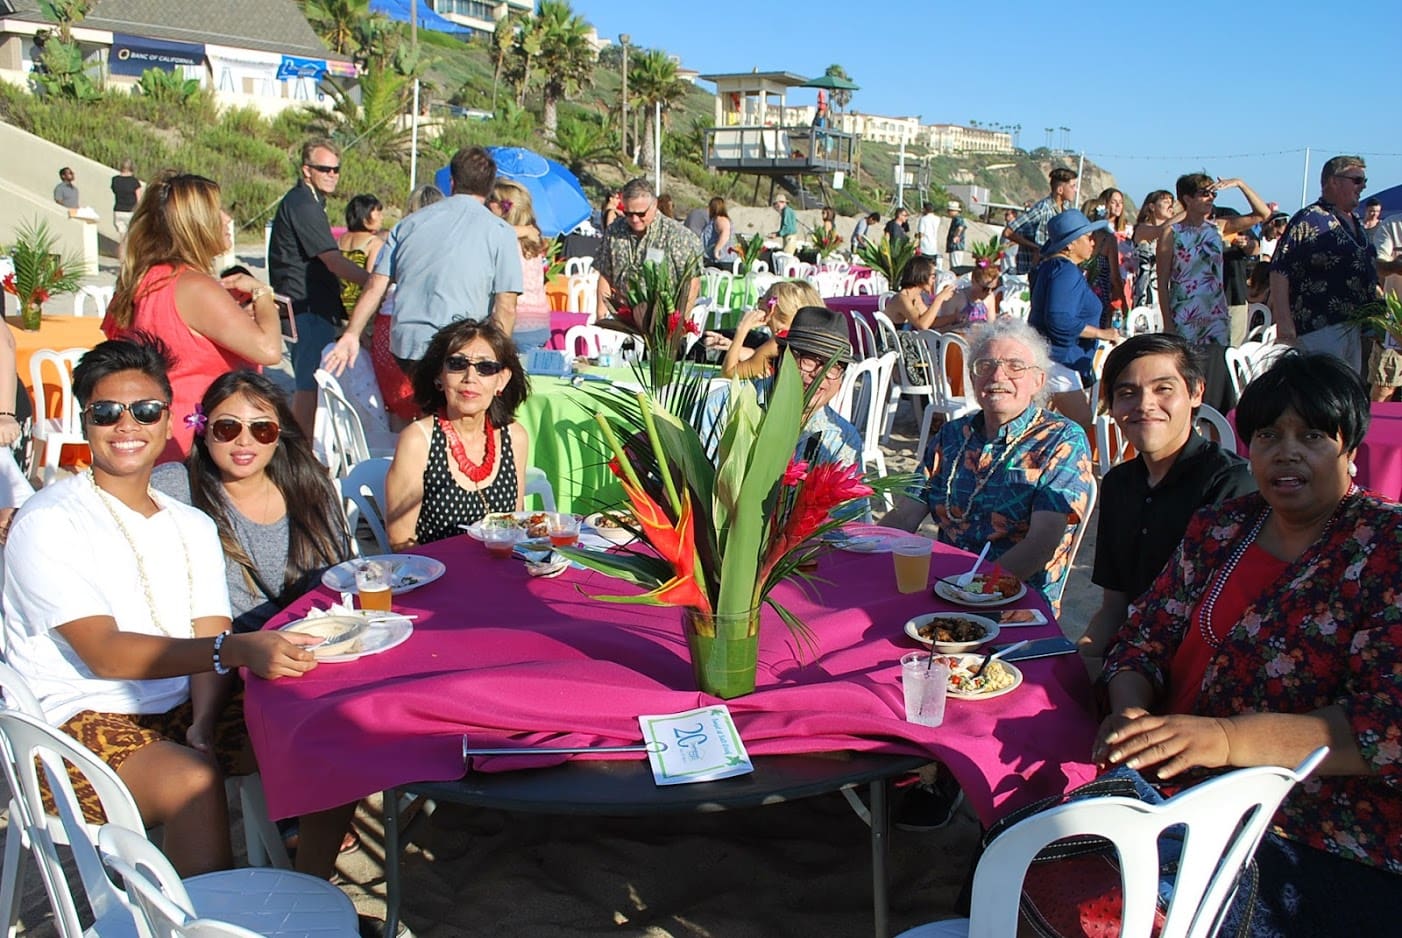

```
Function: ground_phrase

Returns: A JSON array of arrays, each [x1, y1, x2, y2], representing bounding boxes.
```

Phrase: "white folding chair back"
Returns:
[[313, 369, 393, 477], [0, 709, 145, 937], [876, 291, 894, 313], [770, 252, 799, 277], [1245, 303, 1271, 337], [832, 352, 897, 502], [999, 296, 1031, 321], [913, 332, 980, 463], [524, 466, 556, 511], [566, 272, 599, 317], [895, 748, 1328, 938], [562, 325, 638, 362], [339, 457, 392, 556], [98, 824, 359, 938], [1194, 404, 1236, 451], [1222, 346, 1250, 400], [1093, 413, 1136, 475], [852, 277, 878, 295], [562, 256, 593, 277], [28, 347, 88, 485], [1044, 475, 1097, 607], [847, 312, 878, 360], [1126, 305, 1163, 337], [0, 663, 47, 935], [72, 285, 114, 318]]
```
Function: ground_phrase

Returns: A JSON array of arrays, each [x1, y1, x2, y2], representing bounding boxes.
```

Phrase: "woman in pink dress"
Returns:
[[488, 179, 552, 351], [104, 173, 282, 462]]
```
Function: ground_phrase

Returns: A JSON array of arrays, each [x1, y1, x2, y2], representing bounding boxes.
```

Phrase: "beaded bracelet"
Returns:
[[212, 630, 232, 675]]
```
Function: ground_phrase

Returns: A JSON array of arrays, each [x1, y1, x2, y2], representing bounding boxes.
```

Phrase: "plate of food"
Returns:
[[280, 613, 414, 663], [823, 524, 913, 554], [461, 511, 553, 541], [904, 612, 1000, 654], [584, 510, 637, 546], [933, 572, 1027, 607], [320, 555, 446, 595], [937, 652, 1023, 700]]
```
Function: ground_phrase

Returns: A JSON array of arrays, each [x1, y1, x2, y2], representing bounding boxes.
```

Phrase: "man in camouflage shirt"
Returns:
[[597, 177, 702, 321]]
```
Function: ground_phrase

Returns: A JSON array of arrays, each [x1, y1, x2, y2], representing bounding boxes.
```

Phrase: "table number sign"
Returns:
[[639, 705, 753, 786]]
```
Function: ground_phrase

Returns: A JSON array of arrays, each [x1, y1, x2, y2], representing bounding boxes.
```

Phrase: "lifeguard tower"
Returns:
[[699, 70, 856, 208]]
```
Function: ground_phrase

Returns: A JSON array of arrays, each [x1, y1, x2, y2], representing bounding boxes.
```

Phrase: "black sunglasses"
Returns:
[[1335, 174, 1367, 187], [306, 163, 341, 174], [445, 355, 505, 377], [209, 416, 281, 445], [85, 399, 169, 426]]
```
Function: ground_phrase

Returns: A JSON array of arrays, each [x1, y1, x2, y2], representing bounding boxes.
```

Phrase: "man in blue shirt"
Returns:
[[1005, 167, 1078, 280]]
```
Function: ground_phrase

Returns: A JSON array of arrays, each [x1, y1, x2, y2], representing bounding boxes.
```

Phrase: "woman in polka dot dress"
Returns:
[[385, 319, 531, 548]]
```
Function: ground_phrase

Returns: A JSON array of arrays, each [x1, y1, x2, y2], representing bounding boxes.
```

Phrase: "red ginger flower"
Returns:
[[2, 273, 14, 295], [782, 459, 809, 486], [762, 462, 872, 578]]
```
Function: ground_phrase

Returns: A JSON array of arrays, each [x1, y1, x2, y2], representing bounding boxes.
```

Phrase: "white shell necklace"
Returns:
[[87, 470, 195, 639]]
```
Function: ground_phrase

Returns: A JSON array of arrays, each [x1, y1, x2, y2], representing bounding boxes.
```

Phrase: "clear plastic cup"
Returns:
[[900, 651, 949, 727], [547, 512, 581, 547], [355, 561, 393, 612], [483, 525, 522, 558], [891, 536, 933, 594]]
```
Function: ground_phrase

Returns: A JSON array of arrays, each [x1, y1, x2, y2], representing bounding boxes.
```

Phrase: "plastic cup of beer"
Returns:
[[900, 651, 949, 727], [483, 525, 520, 558], [355, 561, 393, 612], [891, 536, 933, 594], [547, 512, 581, 547]]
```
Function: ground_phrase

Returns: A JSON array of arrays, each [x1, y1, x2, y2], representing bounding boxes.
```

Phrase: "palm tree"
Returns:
[[304, 0, 369, 56], [532, 0, 595, 139], [628, 49, 690, 171], [553, 114, 620, 178], [824, 64, 853, 112]]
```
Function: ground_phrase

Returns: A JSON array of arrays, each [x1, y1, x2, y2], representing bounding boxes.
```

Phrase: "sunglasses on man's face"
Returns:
[[1335, 174, 1367, 187], [208, 416, 281, 445], [444, 355, 505, 377], [306, 163, 341, 174], [85, 399, 169, 426]]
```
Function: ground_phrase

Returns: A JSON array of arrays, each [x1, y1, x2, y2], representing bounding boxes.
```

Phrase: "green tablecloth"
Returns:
[[518, 365, 718, 514]]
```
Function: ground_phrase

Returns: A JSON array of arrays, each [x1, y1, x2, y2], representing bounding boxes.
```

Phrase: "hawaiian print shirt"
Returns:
[[1271, 198, 1379, 336], [1105, 490, 1402, 873], [1011, 195, 1066, 274], [908, 405, 1092, 607], [598, 213, 702, 301]]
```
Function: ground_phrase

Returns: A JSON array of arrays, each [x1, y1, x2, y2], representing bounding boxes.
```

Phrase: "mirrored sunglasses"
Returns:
[[208, 417, 281, 445], [85, 399, 169, 426], [444, 355, 505, 376]]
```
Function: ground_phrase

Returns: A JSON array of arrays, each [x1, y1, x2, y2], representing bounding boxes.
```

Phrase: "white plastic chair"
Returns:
[[28, 348, 88, 485], [1194, 403, 1236, 451], [1245, 303, 1271, 337], [313, 369, 394, 478], [339, 456, 391, 556], [847, 312, 879, 360], [1126, 305, 1163, 337], [853, 278, 879, 296], [562, 256, 593, 277], [0, 662, 48, 936], [1045, 475, 1097, 607], [770, 252, 799, 278], [999, 296, 1031, 321], [566, 272, 599, 317], [1093, 412, 1136, 475], [876, 291, 894, 313], [98, 825, 358, 938], [72, 284, 114, 318], [561, 325, 638, 363], [913, 332, 980, 460], [833, 352, 897, 502], [523, 466, 556, 512], [895, 748, 1328, 938]]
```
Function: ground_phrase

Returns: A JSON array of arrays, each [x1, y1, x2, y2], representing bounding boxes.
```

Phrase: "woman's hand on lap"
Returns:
[[1095, 709, 1231, 778], [186, 717, 216, 754]]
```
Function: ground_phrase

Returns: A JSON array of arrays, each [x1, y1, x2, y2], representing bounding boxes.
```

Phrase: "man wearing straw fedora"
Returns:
[[777, 307, 862, 466]]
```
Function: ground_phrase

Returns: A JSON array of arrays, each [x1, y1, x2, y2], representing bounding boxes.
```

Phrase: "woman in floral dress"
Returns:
[[1098, 352, 1402, 935]]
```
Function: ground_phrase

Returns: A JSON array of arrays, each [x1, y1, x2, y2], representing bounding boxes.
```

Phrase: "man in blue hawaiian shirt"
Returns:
[[1270, 155, 1379, 373]]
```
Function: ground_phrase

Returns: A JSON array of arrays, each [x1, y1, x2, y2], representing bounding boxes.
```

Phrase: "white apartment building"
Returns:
[[430, 0, 532, 34], [924, 124, 1014, 155]]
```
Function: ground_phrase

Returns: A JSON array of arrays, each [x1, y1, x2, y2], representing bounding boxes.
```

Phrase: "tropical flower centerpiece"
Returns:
[[4, 219, 86, 331], [811, 227, 844, 260], [854, 233, 914, 292], [969, 236, 1005, 271], [731, 232, 765, 275], [611, 257, 701, 389], [562, 359, 898, 698], [1353, 292, 1402, 344]]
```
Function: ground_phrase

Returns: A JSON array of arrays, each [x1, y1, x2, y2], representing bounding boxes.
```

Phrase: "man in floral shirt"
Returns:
[[1269, 155, 1379, 373], [597, 177, 702, 320], [883, 318, 1093, 609]]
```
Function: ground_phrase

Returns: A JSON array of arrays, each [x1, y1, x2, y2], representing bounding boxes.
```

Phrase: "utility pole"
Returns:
[[409, 0, 419, 191], [619, 34, 630, 163]]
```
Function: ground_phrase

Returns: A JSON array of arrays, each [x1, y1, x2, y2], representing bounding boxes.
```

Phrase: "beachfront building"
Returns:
[[428, 0, 530, 35], [0, 0, 356, 116], [924, 123, 1015, 155]]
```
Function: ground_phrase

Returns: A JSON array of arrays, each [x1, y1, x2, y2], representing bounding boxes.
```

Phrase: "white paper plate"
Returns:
[[320, 554, 447, 595], [940, 653, 1023, 700], [282, 614, 414, 663], [904, 613, 1000, 653], [824, 525, 914, 554], [933, 577, 1028, 607]]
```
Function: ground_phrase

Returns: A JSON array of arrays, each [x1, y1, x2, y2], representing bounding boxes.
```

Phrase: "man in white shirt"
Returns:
[[917, 202, 941, 262]]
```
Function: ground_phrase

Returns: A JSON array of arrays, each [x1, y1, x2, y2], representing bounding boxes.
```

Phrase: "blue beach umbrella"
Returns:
[[433, 146, 592, 237]]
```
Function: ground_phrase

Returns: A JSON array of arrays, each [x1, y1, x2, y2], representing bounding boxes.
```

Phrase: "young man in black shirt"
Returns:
[[1079, 334, 1255, 667]]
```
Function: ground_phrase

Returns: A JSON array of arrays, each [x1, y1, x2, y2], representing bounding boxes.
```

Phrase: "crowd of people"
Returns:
[[2, 138, 1398, 937]]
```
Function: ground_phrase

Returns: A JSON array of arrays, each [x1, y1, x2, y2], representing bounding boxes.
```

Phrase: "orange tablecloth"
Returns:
[[8, 314, 104, 469]]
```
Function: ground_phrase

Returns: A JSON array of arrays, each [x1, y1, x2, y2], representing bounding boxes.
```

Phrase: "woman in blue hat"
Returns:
[[1027, 209, 1122, 434]]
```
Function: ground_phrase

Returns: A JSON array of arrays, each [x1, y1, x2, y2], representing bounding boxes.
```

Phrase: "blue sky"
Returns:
[[577, 0, 1402, 215]]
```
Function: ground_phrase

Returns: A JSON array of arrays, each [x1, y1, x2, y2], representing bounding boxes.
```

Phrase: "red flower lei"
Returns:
[[437, 413, 496, 483]]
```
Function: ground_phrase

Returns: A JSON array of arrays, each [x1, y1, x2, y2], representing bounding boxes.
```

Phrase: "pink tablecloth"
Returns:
[[245, 537, 1098, 824], [824, 294, 881, 316], [1231, 402, 1402, 502]]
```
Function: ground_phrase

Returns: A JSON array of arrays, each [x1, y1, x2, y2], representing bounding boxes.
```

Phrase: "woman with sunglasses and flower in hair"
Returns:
[[103, 173, 284, 463], [716, 280, 824, 378], [0, 336, 351, 879], [152, 371, 351, 634], [385, 319, 531, 548]]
